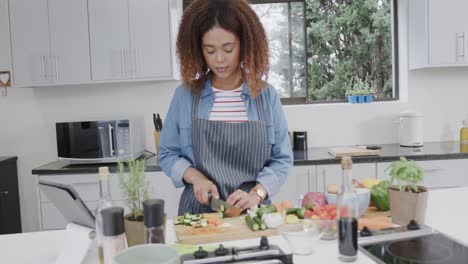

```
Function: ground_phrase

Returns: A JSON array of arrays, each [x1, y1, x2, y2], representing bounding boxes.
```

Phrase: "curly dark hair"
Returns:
[[177, 0, 269, 97]]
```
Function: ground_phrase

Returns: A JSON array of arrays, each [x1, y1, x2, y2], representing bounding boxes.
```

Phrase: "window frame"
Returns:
[[266, 0, 400, 105], [183, 0, 400, 105]]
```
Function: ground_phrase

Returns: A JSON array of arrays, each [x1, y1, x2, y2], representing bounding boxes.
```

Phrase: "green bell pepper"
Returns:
[[370, 180, 391, 211]]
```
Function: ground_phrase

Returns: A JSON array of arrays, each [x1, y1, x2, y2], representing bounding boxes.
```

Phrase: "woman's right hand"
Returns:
[[183, 167, 219, 204]]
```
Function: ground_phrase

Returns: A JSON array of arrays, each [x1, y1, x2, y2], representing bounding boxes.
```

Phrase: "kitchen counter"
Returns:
[[32, 141, 468, 175], [1, 187, 466, 264]]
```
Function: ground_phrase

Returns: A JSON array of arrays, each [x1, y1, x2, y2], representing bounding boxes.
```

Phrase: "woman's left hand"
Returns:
[[227, 189, 260, 211]]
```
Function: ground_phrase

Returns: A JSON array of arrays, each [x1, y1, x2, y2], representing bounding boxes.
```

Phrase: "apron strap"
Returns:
[[192, 94, 199, 121]]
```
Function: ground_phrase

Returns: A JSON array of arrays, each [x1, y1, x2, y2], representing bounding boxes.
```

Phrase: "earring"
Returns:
[[240, 61, 244, 69]]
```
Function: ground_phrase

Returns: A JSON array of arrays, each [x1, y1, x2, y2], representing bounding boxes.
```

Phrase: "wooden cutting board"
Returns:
[[174, 216, 278, 245], [328, 146, 380, 158], [174, 208, 391, 245]]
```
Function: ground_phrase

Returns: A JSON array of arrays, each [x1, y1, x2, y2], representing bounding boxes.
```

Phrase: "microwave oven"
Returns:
[[55, 119, 145, 164]]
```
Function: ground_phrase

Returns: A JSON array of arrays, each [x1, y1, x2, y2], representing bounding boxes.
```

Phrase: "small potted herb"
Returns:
[[118, 158, 151, 246], [346, 78, 374, 103], [385, 157, 427, 225]]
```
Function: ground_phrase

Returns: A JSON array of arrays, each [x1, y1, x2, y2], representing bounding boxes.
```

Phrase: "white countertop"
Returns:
[[1, 187, 468, 264]]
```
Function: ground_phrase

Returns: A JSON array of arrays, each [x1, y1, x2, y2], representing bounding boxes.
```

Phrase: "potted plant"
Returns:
[[118, 158, 151, 246], [345, 78, 374, 103], [385, 157, 427, 225]]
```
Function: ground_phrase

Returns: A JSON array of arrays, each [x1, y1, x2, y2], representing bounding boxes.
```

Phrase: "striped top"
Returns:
[[209, 86, 248, 122]]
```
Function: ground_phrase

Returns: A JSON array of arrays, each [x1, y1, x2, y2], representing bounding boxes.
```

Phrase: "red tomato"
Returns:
[[304, 210, 314, 219]]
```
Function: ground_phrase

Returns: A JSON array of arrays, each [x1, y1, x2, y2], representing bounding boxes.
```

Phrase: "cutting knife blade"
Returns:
[[209, 193, 230, 212], [208, 194, 241, 217]]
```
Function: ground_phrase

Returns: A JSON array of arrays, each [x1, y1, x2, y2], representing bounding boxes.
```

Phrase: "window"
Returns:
[[182, 0, 399, 104], [304, 0, 398, 103]]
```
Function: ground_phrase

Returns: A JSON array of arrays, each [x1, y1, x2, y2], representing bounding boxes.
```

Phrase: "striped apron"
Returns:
[[178, 93, 270, 215]]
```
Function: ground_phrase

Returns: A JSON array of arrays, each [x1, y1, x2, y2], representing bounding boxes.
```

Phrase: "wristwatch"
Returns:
[[251, 187, 267, 203]]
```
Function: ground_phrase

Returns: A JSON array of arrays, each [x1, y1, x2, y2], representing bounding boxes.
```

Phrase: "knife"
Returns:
[[208, 193, 241, 217]]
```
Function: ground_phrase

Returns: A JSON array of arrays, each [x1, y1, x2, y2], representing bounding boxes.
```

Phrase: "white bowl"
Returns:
[[114, 244, 181, 264], [278, 219, 337, 255], [325, 188, 370, 217]]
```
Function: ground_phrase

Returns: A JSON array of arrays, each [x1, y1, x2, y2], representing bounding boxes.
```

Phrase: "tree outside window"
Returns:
[[183, 0, 397, 103]]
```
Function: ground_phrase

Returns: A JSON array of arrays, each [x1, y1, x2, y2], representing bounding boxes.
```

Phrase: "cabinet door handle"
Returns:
[[41, 52, 45, 81], [134, 48, 139, 75], [461, 33, 466, 61], [108, 123, 115, 156], [423, 167, 442, 173], [54, 54, 59, 81], [0, 191, 8, 195], [121, 48, 125, 78], [456, 33, 465, 62]]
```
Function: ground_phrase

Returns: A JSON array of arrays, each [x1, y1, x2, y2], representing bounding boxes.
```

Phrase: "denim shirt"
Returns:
[[158, 79, 293, 198]]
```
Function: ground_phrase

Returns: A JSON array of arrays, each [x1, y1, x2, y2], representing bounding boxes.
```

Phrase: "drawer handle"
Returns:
[[423, 168, 442, 173], [0, 191, 8, 195]]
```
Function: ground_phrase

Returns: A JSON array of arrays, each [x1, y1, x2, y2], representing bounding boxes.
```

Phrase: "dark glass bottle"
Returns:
[[336, 156, 358, 262]]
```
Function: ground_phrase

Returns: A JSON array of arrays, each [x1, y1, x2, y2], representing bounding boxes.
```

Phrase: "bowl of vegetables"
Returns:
[[325, 186, 370, 217], [278, 219, 337, 255]]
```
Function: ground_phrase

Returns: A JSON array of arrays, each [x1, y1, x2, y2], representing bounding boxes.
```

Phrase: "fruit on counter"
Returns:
[[203, 213, 224, 226], [262, 212, 284, 228], [362, 178, 381, 189], [308, 204, 338, 220], [256, 204, 278, 219], [370, 180, 391, 211], [352, 179, 365, 188], [284, 207, 307, 219], [327, 184, 339, 194], [245, 215, 260, 231], [304, 209, 314, 219], [280, 200, 293, 209], [285, 214, 299, 224], [301, 192, 327, 210]]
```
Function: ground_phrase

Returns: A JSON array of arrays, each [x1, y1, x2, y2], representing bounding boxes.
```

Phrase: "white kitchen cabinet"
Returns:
[[88, 0, 130, 81], [377, 159, 468, 189], [9, 0, 91, 86], [409, 0, 468, 69], [271, 166, 315, 207], [47, 0, 91, 84], [9, 0, 51, 86], [128, 0, 172, 79], [89, 0, 173, 81], [316, 163, 377, 192]]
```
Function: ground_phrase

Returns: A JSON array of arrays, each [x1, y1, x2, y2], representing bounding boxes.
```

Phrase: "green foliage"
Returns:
[[118, 159, 151, 221], [345, 76, 375, 96], [306, 0, 393, 101], [384, 157, 424, 192]]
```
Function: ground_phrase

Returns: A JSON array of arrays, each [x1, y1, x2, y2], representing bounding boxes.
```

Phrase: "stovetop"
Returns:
[[180, 236, 293, 264], [358, 221, 468, 264], [360, 232, 468, 264]]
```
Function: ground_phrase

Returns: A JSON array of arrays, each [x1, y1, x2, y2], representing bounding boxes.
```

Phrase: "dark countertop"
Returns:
[[0, 156, 18, 165], [32, 141, 468, 175]]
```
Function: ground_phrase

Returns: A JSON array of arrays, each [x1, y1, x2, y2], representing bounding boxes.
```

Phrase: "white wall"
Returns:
[[1, 0, 468, 232]]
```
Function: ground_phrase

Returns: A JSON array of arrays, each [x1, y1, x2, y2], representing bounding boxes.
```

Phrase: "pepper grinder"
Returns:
[[143, 199, 165, 244], [101, 207, 127, 264]]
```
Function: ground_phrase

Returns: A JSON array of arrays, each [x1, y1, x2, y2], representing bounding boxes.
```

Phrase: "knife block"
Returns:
[[154, 130, 160, 156]]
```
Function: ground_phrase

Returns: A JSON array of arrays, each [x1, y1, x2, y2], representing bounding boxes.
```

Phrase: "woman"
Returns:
[[159, 0, 293, 215]]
